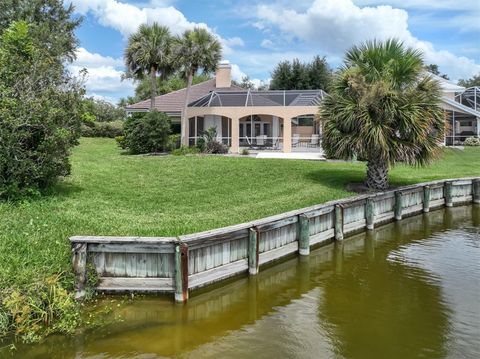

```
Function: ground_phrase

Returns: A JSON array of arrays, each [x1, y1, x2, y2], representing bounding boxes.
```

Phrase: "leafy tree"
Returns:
[[235, 76, 256, 90], [0, 0, 81, 62], [0, 21, 83, 198], [270, 56, 332, 90], [269, 61, 292, 90], [124, 23, 173, 109], [458, 74, 480, 88], [174, 28, 222, 145], [82, 98, 125, 122], [321, 39, 445, 190], [122, 111, 172, 154], [309, 56, 332, 91], [425, 64, 449, 80]]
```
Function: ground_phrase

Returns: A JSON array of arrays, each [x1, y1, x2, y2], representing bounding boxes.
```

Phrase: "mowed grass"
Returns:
[[1, 138, 479, 289]]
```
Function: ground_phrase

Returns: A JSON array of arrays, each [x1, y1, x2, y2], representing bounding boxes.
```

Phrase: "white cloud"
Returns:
[[75, 47, 123, 67], [230, 63, 268, 89], [224, 37, 245, 47], [72, 0, 201, 37], [260, 39, 275, 49], [254, 0, 480, 80], [69, 48, 134, 102]]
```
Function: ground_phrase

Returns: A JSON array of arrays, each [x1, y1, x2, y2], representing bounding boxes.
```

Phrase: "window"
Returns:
[[296, 117, 314, 126]]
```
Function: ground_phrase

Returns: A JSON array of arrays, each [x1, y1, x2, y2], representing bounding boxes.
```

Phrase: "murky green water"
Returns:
[[3, 206, 480, 359]]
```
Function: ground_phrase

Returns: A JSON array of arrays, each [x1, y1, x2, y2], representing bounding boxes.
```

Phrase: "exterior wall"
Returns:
[[185, 106, 318, 153]]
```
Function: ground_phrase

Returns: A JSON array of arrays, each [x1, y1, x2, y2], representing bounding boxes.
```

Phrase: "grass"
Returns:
[[1, 138, 480, 288], [0, 138, 479, 337]]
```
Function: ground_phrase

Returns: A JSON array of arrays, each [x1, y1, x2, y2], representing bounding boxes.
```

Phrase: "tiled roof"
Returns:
[[125, 79, 242, 114]]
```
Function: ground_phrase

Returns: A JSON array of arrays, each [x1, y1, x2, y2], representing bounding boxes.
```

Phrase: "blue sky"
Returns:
[[69, 0, 480, 103]]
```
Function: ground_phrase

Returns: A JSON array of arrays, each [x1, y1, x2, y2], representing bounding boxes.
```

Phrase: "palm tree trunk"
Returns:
[[181, 70, 193, 146], [366, 156, 389, 190], [150, 64, 157, 110]]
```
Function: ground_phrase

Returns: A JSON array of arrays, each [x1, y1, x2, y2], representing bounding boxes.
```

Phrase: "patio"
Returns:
[[185, 90, 326, 153]]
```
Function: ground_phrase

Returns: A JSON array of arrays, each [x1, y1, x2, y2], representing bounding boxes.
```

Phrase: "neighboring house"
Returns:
[[436, 75, 480, 145], [126, 66, 480, 153]]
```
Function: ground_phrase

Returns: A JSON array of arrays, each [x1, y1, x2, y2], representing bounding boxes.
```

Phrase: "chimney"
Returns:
[[215, 61, 231, 88]]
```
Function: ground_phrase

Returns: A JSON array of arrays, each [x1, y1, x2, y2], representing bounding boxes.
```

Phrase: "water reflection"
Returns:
[[4, 206, 479, 359]]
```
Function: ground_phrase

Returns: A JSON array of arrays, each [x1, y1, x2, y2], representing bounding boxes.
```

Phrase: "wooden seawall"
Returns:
[[71, 177, 480, 302]]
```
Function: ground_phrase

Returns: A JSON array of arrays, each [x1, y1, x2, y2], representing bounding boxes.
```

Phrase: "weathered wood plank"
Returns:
[[256, 215, 298, 232], [310, 228, 335, 246], [258, 241, 298, 265], [97, 277, 173, 291], [344, 219, 367, 234], [88, 243, 174, 254], [303, 205, 334, 219], [188, 259, 248, 290], [70, 236, 176, 244]]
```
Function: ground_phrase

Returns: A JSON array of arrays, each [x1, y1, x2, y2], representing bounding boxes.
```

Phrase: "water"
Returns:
[[4, 206, 480, 359]]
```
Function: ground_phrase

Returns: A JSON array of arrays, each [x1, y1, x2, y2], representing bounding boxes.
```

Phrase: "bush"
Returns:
[[205, 140, 228, 154], [464, 137, 480, 146], [172, 146, 200, 156], [0, 21, 83, 199], [241, 148, 250, 156], [115, 135, 126, 149], [201, 126, 228, 154], [168, 134, 181, 151], [81, 120, 124, 138], [123, 111, 171, 154]]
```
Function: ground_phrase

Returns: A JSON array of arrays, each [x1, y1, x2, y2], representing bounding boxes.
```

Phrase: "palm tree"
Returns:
[[124, 23, 173, 110], [174, 28, 222, 145], [320, 39, 445, 190]]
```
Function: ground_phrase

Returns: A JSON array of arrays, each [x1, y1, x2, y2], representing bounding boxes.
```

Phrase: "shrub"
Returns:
[[123, 111, 171, 154], [464, 137, 480, 146], [115, 135, 126, 149], [81, 120, 124, 138], [205, 140, 228, 154], [168, 134, 181, 151], [172, 146, 200, 156], [201, 126, 228, 154], [241, 148, 250, 156], [0, 21, 83, 199]]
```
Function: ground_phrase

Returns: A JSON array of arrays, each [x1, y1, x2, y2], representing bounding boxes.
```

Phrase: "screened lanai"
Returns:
[[185, 90, 326, 153]]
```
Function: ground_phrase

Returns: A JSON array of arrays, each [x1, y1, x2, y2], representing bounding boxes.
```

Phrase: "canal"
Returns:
[[4, 205, 480, 358]]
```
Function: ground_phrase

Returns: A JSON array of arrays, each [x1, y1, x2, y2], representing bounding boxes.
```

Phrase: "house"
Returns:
[[126, 64, 480, 153], [434, 75, 480, 145], [126, 62, 325, 153]]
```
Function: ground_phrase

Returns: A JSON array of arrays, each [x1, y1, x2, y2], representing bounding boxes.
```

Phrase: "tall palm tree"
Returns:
[[320, 39, 445, 190], [124, 23, 173, 110], [174, 28, 222, 145]]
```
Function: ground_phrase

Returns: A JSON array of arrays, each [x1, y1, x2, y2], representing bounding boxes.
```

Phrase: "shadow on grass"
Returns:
[[304, 167, 365, 190], [43, 181, 84, 199]]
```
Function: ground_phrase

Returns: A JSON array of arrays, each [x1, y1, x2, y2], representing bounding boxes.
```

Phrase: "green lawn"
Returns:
[[1, 138, 479, 290]]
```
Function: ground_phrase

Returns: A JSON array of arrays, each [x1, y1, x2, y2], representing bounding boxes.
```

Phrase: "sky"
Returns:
[[69, 0, 480, 103]]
